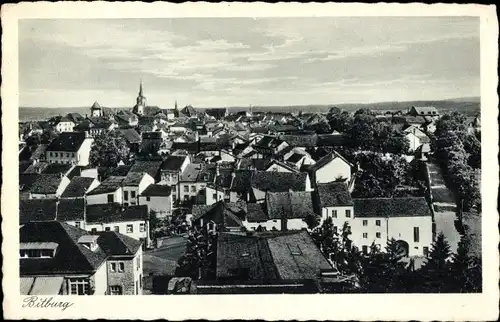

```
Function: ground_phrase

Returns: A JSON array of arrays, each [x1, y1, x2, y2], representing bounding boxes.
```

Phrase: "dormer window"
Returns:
[[77, 235, 100, 252], [20, 242, 59, 258]]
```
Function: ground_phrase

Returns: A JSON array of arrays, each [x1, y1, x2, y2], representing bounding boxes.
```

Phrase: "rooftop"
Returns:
[[86, 176, 124, 195], [353, 197, 432, 218], [140, 184, 172, 197], [86, 204, 148, 224], [46, 132, 87, 152], [60, 176, 96, 198], [317, 182, 353, 207]]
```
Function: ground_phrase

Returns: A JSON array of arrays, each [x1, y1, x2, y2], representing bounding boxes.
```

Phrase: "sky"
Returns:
[[19, 17, 480, 108]]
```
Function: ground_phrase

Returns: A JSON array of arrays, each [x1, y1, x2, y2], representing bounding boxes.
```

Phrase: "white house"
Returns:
[[86, 176, 125, 205], [138, 184, 173, 219], [86, 204, 151, 248], [350, 197, 433, 257], [121, 172, 154, 207], [160, 155, 191, 201], [309, 150, 353, 185], [316, 181, 354, 226], [46, 132, 93, 166], [53, 115, 75, 133]]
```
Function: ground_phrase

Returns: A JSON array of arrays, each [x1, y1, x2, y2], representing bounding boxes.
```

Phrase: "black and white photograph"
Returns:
[[2, 2, 498, 321]]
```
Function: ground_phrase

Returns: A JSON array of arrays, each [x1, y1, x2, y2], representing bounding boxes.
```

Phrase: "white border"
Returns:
[[2, 3, 498, 321]]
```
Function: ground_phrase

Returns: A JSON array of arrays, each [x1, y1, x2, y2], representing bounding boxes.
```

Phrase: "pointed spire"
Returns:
[[139, 79, 144, 96], [175, 100, 178, 110]]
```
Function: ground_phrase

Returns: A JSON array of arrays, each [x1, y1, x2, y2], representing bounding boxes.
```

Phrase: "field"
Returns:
[[19, 97, 480, 122]]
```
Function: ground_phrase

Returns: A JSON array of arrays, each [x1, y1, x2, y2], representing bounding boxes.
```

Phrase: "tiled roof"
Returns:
[[61, 176, 95, 198], [92, 231, 142, 256], [316, 134, 345, 147], [108, 165, 132, 177], [129, 160, 163, 178], [353, 197, 431, 218], [86, 176, 124, 195], [30, 144, 48, 161], [19, 173, 40, 192], [230, 170, 253, 193], [117, 128, 142, 144], [161, 155, 187, 171], [24, 162, 49, 174], [317, 182, 353, 207], [122, 172, 148, 187], [246, 203, 268, 222], [19, 199, 58, 224], [191, 201, 246, 228], [205, 108, 227, 119], [280, 134, 318, 148], [216, 233, 279, 281], [251, 171, 307, 192], [30, 174, 64, 195], [20, 221, 107, 275], [309, 150, 353, 171], [57, 198, 85, 222], [86, 204, 148, 224], [46, 132, 87, 152], [41, 163, 73, 175], [266, 191, 314, 219], [286, 153, 305, 164], [180, 163, 215, 183], [140, 184, 172, 197]]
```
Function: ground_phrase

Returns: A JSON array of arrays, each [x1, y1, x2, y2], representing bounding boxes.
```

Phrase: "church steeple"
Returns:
[[175, 100, 178, 110], [133, 79, 147, 116]]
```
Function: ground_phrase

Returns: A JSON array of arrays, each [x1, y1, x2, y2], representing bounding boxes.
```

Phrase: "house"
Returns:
[[244, 191, 313, 231], [178, 105, 199, 118], [92, 231, 144, 295], [19, 199, 58, 224], [178, 163, 216, 205], [280, 134, 318, 149], [265, 159, 299, 173], [230, 171, 311, 203], [74, 117, 117, 136], [115, 111, 139, 127], [316, 182, 354, 226], [128, 160, 163, 183], [20, 221, 143, 295], [308, 151, 353, 185], [191, 201, 247, 233], [45, 132, 93, 166], [29, 173, 71, 199], [52, 115, 75, 133], [346, 197, 433, 257], [86, 203, 151, 248], [138, 185, 173, 219], [117, 128, 142, 152], [160, 155, 191, 201], [408, 106, 439, 118], [208, 231, 334, 293], [57, 198, 87, 229], [253, 135, 289, 158], [205, 108, 228, 119], [403, 125, 431, 152], [122, 172, 155, 207], [60, 176, 100, 199], [86, 176, 125, 205]]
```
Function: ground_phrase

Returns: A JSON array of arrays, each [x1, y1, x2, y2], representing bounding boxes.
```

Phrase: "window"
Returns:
[[114, 226, 119, 232], [110, 262, 116, 272], [131, 191, 136, 198], [362, 233, 368, 239], [184, 195, 189, 201], [107, 194, 114, 203], [423, 246, 429, 257], [50, 152, 53, 157], [91, 228, 97, 233], [213, 193, 217, 200], [146, 196, 150, 202], [375, 220, 381, 226], [140, 223, 145, 232], [362, 220, 368, 226], [413, 227, 420, 242], [109, 285, 122, 295], [331, 210, 337, 218], [345, 209, 351, 218], [191, 185, 196, 192], [376, 232, 381, 238], [105, 227, 111, 231], [68, 278, 90, 295], [72, 152, 75, 157], [183, 186, 189, 192], [124, 203, 129, 207], [124, 191, 129, 200], [137, 256, 140, 270], [75, 222, 80, 228], [362, 246, 368, 254], [127, 224, 133, 233], [118, 262, 125, 272], [66, 153, 70, 157], [55, 153, 58, 157]]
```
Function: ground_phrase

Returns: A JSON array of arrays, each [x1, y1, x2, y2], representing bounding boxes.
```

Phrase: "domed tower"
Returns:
[[90, 101, 102, 117], [133, 80, 147, 116]]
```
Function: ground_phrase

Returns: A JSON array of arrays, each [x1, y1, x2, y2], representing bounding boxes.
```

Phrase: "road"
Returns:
[[145, 235, 188, 262], [427, 162, 461, 253]]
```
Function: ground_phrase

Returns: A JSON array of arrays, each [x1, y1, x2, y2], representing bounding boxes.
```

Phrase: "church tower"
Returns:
[[133, 80, 147, 116], [90, 101, 102, 118]]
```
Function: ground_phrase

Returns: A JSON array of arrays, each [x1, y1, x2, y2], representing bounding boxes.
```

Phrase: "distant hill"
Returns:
[[19, 97, 480, 122]]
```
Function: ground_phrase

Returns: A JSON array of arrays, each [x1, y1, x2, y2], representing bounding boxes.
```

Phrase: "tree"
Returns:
[[175, 229, 217, 280], [304, 213, 320, 230], [420, 233, 452, 292], [449, 235, 482, 293], [89, 131, 130, 168], [463, 133, 481, 169]]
